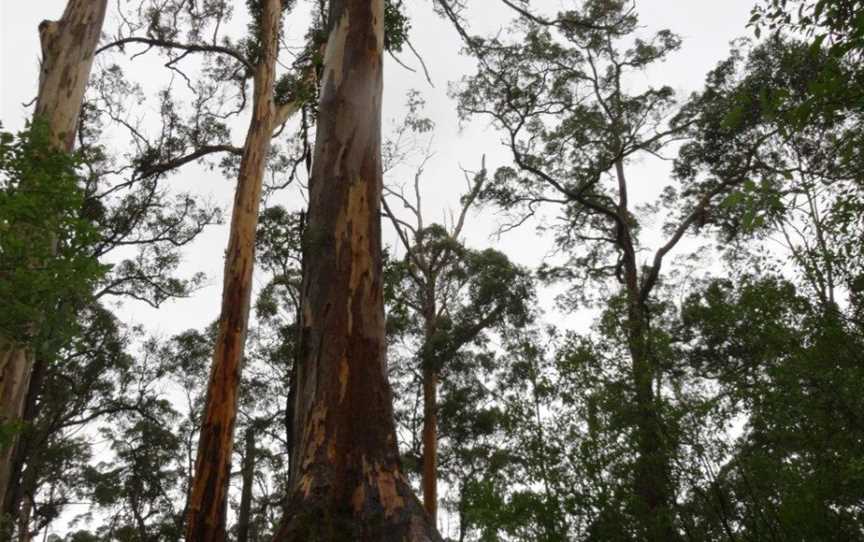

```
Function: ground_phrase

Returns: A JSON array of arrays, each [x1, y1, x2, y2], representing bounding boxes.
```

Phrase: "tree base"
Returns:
[[273, 483, 441, 542]]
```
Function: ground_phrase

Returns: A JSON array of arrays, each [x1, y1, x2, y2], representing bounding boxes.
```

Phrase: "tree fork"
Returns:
[[273, 1, 440, 540]]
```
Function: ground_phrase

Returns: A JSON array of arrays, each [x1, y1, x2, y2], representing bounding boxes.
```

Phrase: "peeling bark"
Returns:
[[273, 1, 439, 540], [0, 0, 107, 523], [184, 1, 288, 540]]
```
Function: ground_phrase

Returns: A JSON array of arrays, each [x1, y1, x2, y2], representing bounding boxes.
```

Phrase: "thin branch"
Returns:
[[137, 144, 244, 178], [97, 36, 252, 71]]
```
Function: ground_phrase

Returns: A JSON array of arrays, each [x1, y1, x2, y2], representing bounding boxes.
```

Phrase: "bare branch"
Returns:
[[137, 144, 244, 179], [97, 36, 252, 71]]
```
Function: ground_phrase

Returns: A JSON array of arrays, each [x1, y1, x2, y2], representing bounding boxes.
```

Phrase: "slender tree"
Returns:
[[0, 0, 108, 520], [383, 156, 533, 525], [184, 0, 301, 540]]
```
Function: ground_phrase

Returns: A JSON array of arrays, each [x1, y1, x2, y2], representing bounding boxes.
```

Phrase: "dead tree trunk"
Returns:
[[0, 0, 107, 522], [184, 1, 289, 540], [273, 1, 439, 540]]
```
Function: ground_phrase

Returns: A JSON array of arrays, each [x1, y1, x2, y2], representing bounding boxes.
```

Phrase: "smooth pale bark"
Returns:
[[0, 0, 108, 523], [274, 1, 439, 540], [184, 1, 286, 540]]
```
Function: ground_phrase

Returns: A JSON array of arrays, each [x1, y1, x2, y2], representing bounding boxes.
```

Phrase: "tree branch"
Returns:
[[97, 36, 252, 71]]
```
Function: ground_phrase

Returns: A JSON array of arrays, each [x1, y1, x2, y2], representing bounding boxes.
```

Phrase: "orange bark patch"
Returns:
[[346, 178, 371, 290], [302, 403, 328, 469], [375, 466, 405, 518], [299, 474, 314, 497]]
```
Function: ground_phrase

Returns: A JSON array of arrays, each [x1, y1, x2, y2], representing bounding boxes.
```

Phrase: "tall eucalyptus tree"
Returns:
[[0, 0, 108, 522], [273, 1, 440, 539], [183, 0, 299, 538]]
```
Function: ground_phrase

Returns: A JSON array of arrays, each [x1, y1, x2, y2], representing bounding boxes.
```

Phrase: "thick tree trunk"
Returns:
[[274, 1, 439, 540], [184, 2, 282, 540], [2, 356, 47, 531], [0, 348, 32, 527], [0, 0, 107, 523]]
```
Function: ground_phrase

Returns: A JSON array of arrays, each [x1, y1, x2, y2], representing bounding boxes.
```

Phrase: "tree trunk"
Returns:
[[0, 0, 107, 522], [184, 2, 282, 540], [420, 306, 439, 526], [421, 367, 438, 525], [15, 490, 33, 542], [0, 348, 32, 529], [615, 158, 678, 542], [2, 355, 47, 536], [237, 426, 256, 542], [626, 301, 678, 542], [273, 1, 439, 539]]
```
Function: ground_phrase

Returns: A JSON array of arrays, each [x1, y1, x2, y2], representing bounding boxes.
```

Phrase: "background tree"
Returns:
[[183, 0, 303, 539], [452, 1, 741, 537], [383, 152, 534, 525], [0, 0, 108, 523]]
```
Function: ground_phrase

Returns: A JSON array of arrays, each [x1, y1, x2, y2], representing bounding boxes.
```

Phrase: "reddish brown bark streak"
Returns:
[[274, 1, 439, 540], [183, 1, 282, 540], [0, 0, 107, 522]]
